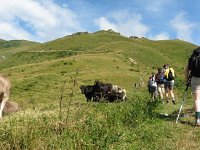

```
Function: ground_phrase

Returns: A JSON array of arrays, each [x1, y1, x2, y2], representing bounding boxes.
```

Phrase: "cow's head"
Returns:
[[80, 85, 85, 94]]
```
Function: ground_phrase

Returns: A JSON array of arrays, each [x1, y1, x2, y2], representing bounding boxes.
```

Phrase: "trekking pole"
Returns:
[[176, 79, 191, 124]]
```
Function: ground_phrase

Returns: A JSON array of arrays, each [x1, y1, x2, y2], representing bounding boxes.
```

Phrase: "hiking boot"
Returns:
[[196, 118, 200, 127], [172, 99, 176, 105]]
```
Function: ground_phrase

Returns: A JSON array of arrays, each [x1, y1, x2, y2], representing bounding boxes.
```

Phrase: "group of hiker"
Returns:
[[147, 47, 200, 126], [148, 64, 175, 104]]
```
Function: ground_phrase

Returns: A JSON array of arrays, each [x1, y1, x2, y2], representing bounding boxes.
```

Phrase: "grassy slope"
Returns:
[[0, 31, 199, 149], [0, 40, 40, 60]]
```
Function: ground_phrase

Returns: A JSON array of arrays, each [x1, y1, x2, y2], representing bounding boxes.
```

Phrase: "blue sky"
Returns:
[[0, 0, 200, 45]]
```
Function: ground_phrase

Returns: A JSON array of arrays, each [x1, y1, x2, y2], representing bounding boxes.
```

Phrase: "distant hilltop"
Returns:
[[69, 29, 150, 40], [71, 29, 120, 36], [0, 29, 194, 45]]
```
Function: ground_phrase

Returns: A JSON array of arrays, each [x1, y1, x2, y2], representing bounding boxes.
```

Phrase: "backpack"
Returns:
[[167, 68, 174, 81], [148, 75, 157, 87], [188, 48, 200, 77], [156, 73, 164, 84]]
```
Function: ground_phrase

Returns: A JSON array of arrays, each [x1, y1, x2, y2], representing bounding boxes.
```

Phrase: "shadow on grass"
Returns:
[[157, 106, 195, 127]]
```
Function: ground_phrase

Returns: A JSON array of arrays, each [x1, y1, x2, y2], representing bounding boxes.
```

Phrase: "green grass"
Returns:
[[0, 50, 77, 70], [0, 30, 199, 149], [0, 40, 39, 58]]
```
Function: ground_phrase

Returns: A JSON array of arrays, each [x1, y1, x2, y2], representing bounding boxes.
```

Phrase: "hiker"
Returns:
[[155, 68, 165, 102], [163, 64, 176, 104], [185, 47, 200, 126], [147, 73, 158, 101]]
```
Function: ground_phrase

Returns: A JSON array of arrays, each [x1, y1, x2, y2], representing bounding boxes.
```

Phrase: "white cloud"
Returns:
[[94, 17, 118, 31], [118, 17, 149, 37], [144, 0, 174, 13], [0, 0, 84, 42], [95, 10, 149, 37], [0, 22, 34, 40], [171, 12, 196, 43], [149, 32, 170, 40]]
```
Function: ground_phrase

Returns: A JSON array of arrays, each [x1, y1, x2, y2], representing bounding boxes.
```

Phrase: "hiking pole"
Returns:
[[176, 80, 191, 124]]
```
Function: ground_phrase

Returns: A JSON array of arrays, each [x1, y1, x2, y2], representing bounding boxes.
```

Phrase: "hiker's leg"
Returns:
[[194, 90, 200, 126], [157, 85, 162, 99], [161, 84, 165, 99], [170, 89, 176, 104], [152, 87, 156, 101], [191, 77, 200, 125], [158, 85, 163, 100], [194, 90, 200, 112], [159, 85, 165, 103], [165, 92, 169, 101], [151, 92, 154, 101], [191, 77, 200, 112], [153, 91, 157, 100], [169, 81, 175, 104], [170, 90, 175, 99], [164, 82, 169, 101], [170, 81, 175, 99], [165, 84, 169, 102], [155, 89, 158, 100]]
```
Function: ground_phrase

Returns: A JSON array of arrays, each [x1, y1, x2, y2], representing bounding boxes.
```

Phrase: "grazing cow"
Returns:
[[110, 85, 127, 101], [115, 88, 127, 100], [80, 81, 127, 102], [93, 80, 112, 100], [0, 75, 11, 118], [80, 85, 94, 102]]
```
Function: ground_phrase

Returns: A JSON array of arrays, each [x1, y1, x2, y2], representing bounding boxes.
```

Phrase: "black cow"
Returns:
[[80, 85, 94, 102], [93, 80, 113, 101], [80, 81, 126, 102]]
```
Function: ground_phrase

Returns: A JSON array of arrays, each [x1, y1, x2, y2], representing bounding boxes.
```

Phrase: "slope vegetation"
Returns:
[[0, 40, 40, 58], [0, 30, 198, 149]]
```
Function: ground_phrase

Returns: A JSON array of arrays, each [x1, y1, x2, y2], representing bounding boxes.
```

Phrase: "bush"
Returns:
[[123, 94, 159, 127]]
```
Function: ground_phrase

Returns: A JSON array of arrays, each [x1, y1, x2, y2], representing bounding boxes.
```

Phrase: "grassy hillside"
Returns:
[[0, 30, 199, 149], [0, 40, 40, 58], [25, 30, 196, 71]]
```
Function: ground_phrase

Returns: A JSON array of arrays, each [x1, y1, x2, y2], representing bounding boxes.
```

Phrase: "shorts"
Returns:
[[164, 80, 174, 91], [149, 85, 157, 93], [157, 84, 165, 94], [191, 77, 200, 91]]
